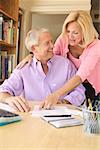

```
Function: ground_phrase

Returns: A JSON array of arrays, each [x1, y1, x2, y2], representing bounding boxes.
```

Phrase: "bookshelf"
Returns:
[[0, 0, 19, 83]]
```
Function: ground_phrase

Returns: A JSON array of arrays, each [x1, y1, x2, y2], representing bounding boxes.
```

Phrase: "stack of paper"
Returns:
[[0, 102, 15, 112], [31, 105, 70, 117], [41, 115, 72, 122], [49, 118, 83, 128], [31, 105, 83, 128]]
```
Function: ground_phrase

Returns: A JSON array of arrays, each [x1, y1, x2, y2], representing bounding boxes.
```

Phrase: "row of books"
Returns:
[[0, 14, 15, 44], [0, 51, 15, 81]]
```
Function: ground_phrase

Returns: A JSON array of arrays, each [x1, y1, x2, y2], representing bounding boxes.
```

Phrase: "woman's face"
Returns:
[[66, 21, 83, 46]]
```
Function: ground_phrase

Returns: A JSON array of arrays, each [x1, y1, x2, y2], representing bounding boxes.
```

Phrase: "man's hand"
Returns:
[[39, 93, 59, 109], [5, 96, 30, 112]]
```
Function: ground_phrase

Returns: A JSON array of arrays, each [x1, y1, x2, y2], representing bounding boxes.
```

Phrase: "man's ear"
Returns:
[[31, 45, 35, 52], [31, 45, 38, 54]]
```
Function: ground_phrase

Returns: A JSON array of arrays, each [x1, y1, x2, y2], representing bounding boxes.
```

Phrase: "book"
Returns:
[[31, 105, 83, 128], [49, 118, 83, 128], [8, 54, 16, 77], [0, 54, 2, 79], [3, 19, 14, 44], [0, 51, 8, 80], [0, 14, 3, 41], [41, 115, 83, 128]]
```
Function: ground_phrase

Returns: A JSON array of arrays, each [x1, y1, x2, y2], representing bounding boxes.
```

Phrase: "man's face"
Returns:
[[34, 32, 54, 62]]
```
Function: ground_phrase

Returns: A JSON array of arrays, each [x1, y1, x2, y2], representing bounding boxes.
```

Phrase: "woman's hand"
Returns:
[[16, 54, 33, 69], [5, 96, 31, 112], [39, 93, 59, 109]]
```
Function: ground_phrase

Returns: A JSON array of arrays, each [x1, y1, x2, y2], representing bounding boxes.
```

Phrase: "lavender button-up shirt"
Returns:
[[0, 55, 85, 106]]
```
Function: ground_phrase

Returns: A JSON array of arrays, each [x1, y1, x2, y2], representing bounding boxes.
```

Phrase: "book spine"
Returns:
[[1, 51, 7, 80], [0, 14, 3, 41], [3, 19, 14, 44], [0, 53, 2, 79]]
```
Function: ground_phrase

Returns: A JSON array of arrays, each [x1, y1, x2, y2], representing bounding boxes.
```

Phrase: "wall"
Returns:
[[19, 0, 91, 14], [91, 0, 100, 37], [32, 14, 67, 41], [19, 0, 91, 59]]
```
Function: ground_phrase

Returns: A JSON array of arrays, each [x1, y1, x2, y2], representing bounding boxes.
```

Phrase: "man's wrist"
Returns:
[[53, 92, 60, 99], [0, 95, 13, 103]]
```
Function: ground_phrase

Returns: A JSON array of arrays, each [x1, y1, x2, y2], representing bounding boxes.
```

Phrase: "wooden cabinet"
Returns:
[[0, 0, 19, 83]]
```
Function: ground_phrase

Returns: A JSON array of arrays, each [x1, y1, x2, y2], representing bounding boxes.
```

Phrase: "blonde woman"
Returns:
[[17, 10, 100, 109]]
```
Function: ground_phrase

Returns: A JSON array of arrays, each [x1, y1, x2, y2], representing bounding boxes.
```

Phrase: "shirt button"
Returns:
[[52, 83, 56, 87]]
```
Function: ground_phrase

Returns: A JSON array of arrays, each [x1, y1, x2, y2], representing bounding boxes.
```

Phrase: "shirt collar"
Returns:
[[33, 56, 53, 66], [33, 56, 38, 65]]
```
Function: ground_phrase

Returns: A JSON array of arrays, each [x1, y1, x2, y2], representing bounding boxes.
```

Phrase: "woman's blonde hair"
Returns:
[[62, 10, 99, 47], [25, 28, 49, 51]]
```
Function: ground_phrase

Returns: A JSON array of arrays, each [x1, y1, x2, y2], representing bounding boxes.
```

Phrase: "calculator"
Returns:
[[0, 109, 22, 126]]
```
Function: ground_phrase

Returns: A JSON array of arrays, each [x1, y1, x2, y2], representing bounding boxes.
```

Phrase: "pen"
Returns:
[[43, 115, 71, 117], [88, 98, 93, 111]]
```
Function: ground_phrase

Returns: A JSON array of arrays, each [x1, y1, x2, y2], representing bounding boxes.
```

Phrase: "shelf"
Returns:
[[0, 41, 16, 48], [0, 9, 17, 22], [0, 0, 19, 81], [0, 0, 19, 21]]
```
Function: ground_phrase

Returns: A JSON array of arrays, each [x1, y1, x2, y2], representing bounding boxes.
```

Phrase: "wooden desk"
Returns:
[[0, 103, 100, 150]]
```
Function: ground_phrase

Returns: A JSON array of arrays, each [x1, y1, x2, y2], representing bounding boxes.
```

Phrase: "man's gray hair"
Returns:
[[25, 28, 49, 51]]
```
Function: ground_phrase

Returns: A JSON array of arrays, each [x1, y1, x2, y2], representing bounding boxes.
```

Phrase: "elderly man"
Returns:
[[0, 28, 85, 112]]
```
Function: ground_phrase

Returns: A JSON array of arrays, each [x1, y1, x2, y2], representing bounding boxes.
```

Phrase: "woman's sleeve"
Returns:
[[53, 35, 69, 56], [61, 60, 85, 106], [76, 41, 100, 82]]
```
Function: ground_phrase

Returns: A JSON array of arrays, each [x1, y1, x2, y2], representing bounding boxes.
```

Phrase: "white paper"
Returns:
[[31, 105, 82, 117], [41, 116, 73, 122], [65, 108, 82, 117], [31, 105, 71, 117], [50, 118, 83, 128], [0, 102, 15, 112]]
